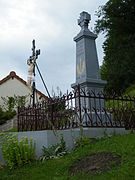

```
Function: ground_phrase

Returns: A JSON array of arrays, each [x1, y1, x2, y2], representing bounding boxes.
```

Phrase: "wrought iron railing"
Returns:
[[18, 85, 135, 131]]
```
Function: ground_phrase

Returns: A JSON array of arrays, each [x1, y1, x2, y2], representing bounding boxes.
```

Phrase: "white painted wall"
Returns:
[[0, 78, 43, 107]]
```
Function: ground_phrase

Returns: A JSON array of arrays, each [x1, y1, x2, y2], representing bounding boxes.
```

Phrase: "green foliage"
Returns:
[[0, 107, 16, 125], [15, 95, 27, 107], [74, 135, 91, 149], [2, 110, 16, 120], [1, 95, 27, 112], [0, 107, 6, 125], [40, 135, 67, 160], [44, 100, 74, 131], [125, 84, 135, 97], [1, 134, 135, 179], [1, 97, 16, 112], [5, 128, 17, 132], [0, 119, 6, 125], [0, 95, 27, 125], [105, 93, 135, 129], [95, 0, 135, 94], [0, 133, 36, 169]]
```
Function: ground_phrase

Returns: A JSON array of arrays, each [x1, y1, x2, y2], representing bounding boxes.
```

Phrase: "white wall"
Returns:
[[0, 78, 42, 107]]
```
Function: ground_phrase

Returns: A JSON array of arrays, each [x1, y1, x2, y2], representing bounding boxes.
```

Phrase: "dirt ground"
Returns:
[[69, 152, 121, 175]]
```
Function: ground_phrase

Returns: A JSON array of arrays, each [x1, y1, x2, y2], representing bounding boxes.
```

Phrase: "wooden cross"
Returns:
[[27, 39, 40, 66]]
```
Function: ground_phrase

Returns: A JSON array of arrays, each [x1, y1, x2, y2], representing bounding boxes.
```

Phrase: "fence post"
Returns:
[[17, 106, 19, 132], [78, 84, 83, 137], [51, 102, 54, 130], [35, 107, 37, 131]]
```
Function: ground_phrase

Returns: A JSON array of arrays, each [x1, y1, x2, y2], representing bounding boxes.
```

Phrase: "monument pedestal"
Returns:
[[71, 78, 106, 93]]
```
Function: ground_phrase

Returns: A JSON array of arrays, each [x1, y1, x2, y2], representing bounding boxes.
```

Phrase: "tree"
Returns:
[[95, 0, 135, 93]]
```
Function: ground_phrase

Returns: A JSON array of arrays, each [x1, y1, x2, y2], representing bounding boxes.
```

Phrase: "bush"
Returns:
[[1, 95, 27, 112], [0, 106, 16, 125], [74, 135, 91, 149], [0, 119, 6, 125], [0, 107, 6, 125], [2, 110, 16, 120], [40, 135, 67, 160], [0, 133, 36, 169]]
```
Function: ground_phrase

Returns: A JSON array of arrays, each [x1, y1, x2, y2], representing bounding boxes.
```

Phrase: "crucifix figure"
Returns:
[[27, 40, 40, 86], [27, 39, 40, 106]]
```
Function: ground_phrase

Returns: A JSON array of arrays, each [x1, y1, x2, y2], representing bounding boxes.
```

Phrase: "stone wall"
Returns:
[[0, 127, 130, 164], [0, 115, 17, 132]]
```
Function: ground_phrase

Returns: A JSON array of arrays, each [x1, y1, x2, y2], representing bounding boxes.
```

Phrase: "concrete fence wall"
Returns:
[[0, 115, 17, 132], [0, 127, 130, 164]]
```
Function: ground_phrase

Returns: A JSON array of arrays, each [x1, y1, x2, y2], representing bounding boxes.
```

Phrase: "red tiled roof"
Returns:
[[0, 71, 48, 99]]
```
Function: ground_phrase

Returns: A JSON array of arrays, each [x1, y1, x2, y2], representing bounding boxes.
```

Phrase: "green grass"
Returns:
[[1, 133, 135, 179], [5, 128, 17, 132], [125, 84, 135, 97], [105, 84, 135, 110]]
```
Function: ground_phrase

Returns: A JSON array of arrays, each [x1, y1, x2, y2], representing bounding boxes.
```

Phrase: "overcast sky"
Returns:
[[0, 0, 108, 96]]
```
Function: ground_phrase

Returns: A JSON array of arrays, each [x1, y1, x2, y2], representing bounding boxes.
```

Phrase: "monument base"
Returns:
[[71, 78, 106, 93], [81, 112, 113, 127], [72, 111, 123, 127], [71, 79, 107, 118]]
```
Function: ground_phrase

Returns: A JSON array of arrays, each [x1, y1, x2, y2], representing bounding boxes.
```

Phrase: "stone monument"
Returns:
[[71, 11, 106, 92], [71, 11, 107, 126]]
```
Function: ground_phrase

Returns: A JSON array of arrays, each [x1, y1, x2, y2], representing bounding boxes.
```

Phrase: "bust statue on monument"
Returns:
[[78, 11, 91, 31]]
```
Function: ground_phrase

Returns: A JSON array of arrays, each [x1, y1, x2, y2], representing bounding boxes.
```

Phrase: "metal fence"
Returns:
[[18, 85, 135, 131]]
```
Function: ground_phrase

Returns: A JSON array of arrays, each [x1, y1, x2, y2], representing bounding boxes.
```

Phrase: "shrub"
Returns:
[[1, 95, 27, 112], [0, 119, 6, 125], [40, 135, 67, 160], [0, 133, 36, 169], [74, 135, 91, 149], [0, 107, 6, 125], [2, 110, 16, 120], [0, 106, 16, 125]]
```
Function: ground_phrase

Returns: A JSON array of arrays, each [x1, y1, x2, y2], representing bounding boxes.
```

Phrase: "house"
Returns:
[[0, 71, 48, 107]]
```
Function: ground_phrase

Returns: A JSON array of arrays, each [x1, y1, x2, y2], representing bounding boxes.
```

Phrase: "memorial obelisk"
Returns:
[[71, 11, 106, 92]]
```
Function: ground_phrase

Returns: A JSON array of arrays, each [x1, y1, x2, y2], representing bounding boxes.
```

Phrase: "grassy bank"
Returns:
[[0, 133, 135, 179]]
